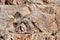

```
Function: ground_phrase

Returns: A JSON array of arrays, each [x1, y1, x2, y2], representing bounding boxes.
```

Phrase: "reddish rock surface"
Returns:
[[0, 0, 60, 40]]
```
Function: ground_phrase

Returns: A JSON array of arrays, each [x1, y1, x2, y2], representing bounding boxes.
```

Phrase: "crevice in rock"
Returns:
[[31, 21, 43, 33]]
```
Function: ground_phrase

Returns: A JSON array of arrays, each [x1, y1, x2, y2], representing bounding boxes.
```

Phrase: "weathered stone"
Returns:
[[0, 0, 60, 40]]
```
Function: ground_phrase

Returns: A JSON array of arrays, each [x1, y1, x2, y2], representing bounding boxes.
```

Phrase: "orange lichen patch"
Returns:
[[6, 18, 14, 28], [0, 0, 5, 5], [56, 8, 60, 24], [42, 6, 55, 14], [12, 34, 31, 40]]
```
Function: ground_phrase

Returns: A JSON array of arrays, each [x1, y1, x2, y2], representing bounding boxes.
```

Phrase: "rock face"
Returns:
[[0, 0, 60, 40], [0, 0, 60, 5], [0, 5, 59, 40]]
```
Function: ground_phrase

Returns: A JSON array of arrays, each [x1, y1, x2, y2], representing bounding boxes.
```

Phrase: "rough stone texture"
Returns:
[[0, 5, 60, 40], [0, 0, 60, 40], [0, 0, 60, 5]]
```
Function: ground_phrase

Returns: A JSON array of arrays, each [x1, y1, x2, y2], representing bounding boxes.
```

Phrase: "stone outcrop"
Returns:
[[0, 0, 60, 40], [0, 0, 60, 5], [0, 5, 59, 40]]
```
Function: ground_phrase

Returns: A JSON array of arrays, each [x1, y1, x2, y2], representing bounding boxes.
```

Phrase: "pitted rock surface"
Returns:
[[0, 0, 60, 40]]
